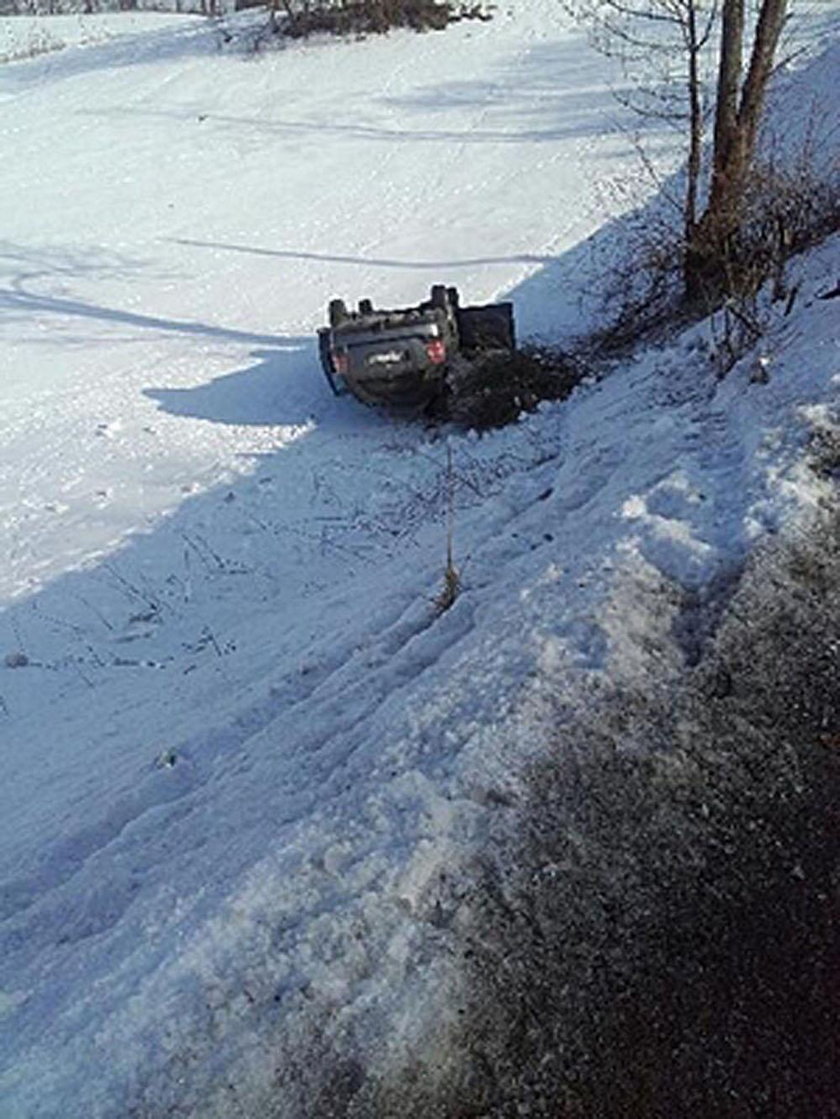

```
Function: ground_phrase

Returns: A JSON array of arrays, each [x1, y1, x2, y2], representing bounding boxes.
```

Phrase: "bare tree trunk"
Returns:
[[737, 0, 788, 157], [710, 0, 743, 204], [684, 0, 704, 241], [685, 0, 788, 300]]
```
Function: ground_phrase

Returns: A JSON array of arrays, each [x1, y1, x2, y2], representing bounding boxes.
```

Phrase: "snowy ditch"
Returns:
[[0, 4, 837, 1114], [2, 231, 838, 1114]]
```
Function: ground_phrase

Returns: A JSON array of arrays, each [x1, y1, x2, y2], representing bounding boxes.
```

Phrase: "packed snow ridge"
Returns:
[[0, 3, 838, 1115]]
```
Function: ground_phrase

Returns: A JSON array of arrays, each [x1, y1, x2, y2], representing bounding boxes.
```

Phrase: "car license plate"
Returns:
[[368, 351, 404, 365]]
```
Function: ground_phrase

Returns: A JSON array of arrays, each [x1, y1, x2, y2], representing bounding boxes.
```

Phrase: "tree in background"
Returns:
[[571, 0, 793, 303], [686, 0, 788, 299], [569, 0, 717, 253]]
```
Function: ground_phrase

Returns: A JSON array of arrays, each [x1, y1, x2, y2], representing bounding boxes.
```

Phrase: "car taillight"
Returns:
[[426, 339, 446, 364], [333, 350, 349, 375]]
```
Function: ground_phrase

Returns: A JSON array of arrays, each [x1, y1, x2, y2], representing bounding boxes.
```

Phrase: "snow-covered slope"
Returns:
[[0, 1, 643, 605], [0, 6, 838, 1116]]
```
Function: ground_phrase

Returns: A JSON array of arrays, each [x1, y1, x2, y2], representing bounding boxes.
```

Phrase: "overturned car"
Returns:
[[317, 285, 515, 409]]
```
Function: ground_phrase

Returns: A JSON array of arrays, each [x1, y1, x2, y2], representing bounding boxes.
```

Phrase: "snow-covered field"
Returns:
[[0, 4, 838, 1116], [0, 12, 200, 65]]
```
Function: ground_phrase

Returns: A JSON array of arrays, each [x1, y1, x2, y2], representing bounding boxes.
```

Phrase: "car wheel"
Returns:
[[328, 298, 348, 327], [430, 285, 449, 310]]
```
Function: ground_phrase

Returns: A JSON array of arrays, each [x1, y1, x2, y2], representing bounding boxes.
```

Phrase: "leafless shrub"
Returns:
[[702, 158, 840, 308], [260, 0, 490, 41], [590, 132, 838, 362], [593, 226, 686, 355], [706, 291, 766, 376], [694, 156, 839, 374]]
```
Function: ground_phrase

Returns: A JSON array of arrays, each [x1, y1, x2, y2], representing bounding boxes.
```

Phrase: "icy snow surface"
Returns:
[[0, 3, 838, 1115]]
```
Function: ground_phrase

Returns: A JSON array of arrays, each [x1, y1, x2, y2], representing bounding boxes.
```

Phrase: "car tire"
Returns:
[[329, 298, 349, 327], [429, 284, 449, 310]]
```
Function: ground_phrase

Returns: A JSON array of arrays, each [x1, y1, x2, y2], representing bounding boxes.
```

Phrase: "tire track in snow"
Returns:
[[0, 407, 565, 980]]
